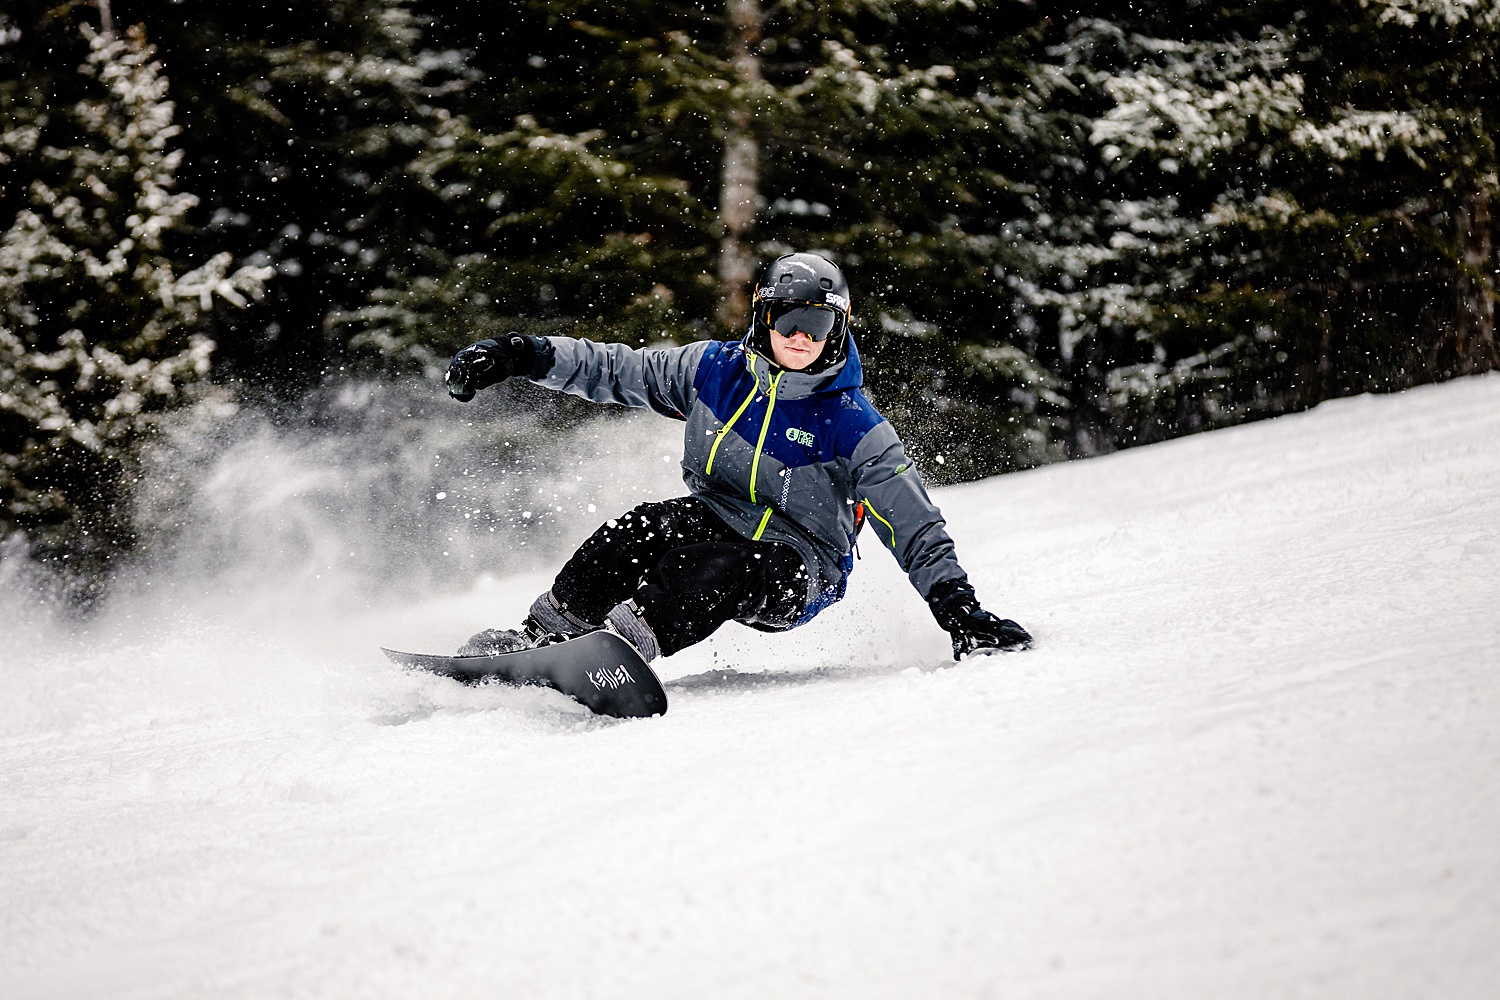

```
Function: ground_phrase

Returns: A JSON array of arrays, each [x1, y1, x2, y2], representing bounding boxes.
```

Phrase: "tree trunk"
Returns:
[[717, 0, 763, 333], [1455, 183, 1498, 375]]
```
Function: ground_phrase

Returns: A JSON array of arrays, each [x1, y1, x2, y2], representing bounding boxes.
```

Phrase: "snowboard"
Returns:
[[382, 629, 668, 719]]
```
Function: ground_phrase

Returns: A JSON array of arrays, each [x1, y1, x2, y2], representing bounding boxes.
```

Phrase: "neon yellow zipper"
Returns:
[[748, 370, 784, 503], [706, 355, 761, 477], [861, 496, 897, 549], [752, 506, 774, 540]]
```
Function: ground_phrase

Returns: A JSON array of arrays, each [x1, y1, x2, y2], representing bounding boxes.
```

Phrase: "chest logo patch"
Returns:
[[785, 427, 816, 448]]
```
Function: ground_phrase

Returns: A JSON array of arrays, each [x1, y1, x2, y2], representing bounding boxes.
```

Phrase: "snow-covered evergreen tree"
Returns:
[[1031, 1, 1497, 451], [1301, 0, 1499, 378], [0, 21, 270, 585], [1030, 15, 1308, 450]]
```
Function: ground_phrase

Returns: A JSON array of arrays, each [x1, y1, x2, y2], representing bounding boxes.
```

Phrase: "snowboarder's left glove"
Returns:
[[445, 335, 552, 401], [927, 578, 1032, 659]]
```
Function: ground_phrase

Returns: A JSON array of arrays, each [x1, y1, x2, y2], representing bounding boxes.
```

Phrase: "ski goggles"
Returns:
[[765, 300, 844, 342]]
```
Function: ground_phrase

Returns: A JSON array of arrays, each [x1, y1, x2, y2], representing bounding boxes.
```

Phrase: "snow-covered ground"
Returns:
[[3, 374, 1498, 999]]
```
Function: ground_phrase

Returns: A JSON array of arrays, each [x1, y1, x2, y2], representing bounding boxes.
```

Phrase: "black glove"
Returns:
[[445, 335, 551, 401], [927, 578, 1033, 659]]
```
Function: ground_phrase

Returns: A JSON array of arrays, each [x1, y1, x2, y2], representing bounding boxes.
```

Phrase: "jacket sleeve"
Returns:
[[849, 421, 968, 601], [531, 337, 709, 419]]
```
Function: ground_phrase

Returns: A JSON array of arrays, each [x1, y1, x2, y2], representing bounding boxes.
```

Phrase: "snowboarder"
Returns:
[[444, 252, 1032, 664]]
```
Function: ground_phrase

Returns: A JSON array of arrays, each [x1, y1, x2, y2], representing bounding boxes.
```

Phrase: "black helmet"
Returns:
[[748, 252, 852, 372]]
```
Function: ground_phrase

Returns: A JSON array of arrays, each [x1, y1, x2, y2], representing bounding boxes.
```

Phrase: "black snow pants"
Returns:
[[550, 496, 809, 657]]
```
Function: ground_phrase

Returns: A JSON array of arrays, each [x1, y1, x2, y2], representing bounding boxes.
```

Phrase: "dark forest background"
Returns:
[[2, 0, 1496, 597]]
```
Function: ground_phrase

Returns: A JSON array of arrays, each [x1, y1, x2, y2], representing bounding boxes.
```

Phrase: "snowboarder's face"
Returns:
[[769, 328, 827, 370]]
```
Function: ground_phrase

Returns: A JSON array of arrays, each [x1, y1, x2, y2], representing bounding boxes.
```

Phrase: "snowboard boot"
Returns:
[[456, 591, 596, 657], [603, 599, 661, 663], [526, 589, 597, 638], [456, 616, 553, 656]]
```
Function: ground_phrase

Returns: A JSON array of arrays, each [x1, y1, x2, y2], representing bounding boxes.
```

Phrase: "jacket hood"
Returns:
[[739, 330, 865, 400]]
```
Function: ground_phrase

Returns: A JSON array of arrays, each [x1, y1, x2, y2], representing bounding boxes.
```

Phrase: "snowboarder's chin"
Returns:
[[772, 339, 820, 370]]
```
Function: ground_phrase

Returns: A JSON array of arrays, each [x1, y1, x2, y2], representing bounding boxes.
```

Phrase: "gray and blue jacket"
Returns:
[[532, 333, 969, 625]]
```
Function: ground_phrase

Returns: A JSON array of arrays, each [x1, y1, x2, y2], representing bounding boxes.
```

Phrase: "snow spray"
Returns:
[[0, 376, 685, 736]]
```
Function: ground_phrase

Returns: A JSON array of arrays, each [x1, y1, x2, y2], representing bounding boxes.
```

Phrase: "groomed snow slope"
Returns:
[[3, 375, 1498, 999]]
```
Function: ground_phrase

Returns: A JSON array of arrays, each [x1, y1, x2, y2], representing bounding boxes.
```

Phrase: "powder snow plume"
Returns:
[[0, 376, 687, 736]]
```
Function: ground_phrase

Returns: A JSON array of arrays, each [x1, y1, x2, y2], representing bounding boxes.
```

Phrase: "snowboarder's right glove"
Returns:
[[445, 335, 552, 401], [927, 578, 1033, 659]]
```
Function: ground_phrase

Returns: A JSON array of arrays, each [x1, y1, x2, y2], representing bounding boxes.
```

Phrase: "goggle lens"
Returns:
[[768, 302, 839, 342]]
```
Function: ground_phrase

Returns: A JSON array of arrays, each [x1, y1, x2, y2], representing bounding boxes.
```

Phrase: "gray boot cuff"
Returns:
[[605, 600, 661, 662], [529, 590, 593, 638]]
